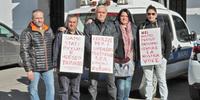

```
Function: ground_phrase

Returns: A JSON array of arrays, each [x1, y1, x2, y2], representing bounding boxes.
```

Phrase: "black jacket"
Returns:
[[137, 19, 172, 61], [114, 20, 138, 62], [20, 23, 55, 72], [84, 19, 119, 67]]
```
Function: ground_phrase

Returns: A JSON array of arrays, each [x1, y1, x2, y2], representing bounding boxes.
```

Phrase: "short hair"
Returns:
[[65, 15, 78, 26], [95, 5, 107, 13], [32, 9, 44, 19], [146, 5, 157, 13]]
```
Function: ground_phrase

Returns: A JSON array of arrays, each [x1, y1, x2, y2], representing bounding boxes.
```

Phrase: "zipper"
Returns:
[[41, 32, 48, 70]]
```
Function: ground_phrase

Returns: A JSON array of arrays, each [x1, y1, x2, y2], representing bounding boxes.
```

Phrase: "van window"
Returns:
[[133, 14, 173, 40], [172, 15, 190, 42]]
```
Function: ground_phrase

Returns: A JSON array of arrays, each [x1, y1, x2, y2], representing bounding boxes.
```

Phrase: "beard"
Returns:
[[33, 21, 43, 27]]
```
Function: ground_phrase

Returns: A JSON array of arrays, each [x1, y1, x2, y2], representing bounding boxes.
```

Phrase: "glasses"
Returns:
[[147, 13, 156, 16]]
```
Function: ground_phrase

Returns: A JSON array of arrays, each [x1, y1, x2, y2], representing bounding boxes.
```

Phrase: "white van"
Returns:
[[67, 0, 195, 97]]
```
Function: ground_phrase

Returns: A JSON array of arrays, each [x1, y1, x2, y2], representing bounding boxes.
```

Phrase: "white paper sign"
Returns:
[[60, 34, 85, 73], [139, 28, 162, 66], [91, 35, 114, 73]]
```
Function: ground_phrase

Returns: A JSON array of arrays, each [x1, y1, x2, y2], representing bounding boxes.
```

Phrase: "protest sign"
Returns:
[[60, 34, 85, 73], [91, 35, 114, 73], [139, 28, 162, 66]]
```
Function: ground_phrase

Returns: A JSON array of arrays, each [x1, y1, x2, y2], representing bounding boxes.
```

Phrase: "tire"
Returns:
[[189, 85, 200, 100]]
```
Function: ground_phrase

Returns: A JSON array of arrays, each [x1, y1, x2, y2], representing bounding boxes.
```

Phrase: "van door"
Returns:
[[166, 15, 192, 78]]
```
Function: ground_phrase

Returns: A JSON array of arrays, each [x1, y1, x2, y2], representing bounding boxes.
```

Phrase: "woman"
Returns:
[[114, 8, 137, 100]]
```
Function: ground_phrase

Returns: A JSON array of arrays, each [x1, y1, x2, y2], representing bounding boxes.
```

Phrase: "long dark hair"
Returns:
[[116, 8, 134, 23]]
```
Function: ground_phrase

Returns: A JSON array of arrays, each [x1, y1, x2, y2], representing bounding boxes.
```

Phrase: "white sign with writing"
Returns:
[[60, 34, 85, 73], [139, 28, 162, 66], [91, 35, 114, 73]]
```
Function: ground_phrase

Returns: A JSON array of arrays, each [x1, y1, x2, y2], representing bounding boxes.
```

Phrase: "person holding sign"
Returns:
[[137, 5, 172, 100], [20, 9, 55, 100], [113, 9, 137, 100], [53, 15, 84, 100], [84, 5, 119, 100]]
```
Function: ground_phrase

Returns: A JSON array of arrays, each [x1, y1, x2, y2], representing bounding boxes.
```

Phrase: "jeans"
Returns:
[[58, 73, 81, 100], [88, 73, 117, 100], [142, 58, 168, 100], [115, 76, 132, 100], [29, 69, 55, 100]]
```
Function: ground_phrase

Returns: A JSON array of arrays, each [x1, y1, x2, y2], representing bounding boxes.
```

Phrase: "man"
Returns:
[[53, 15, 83, 100], [84, 5, 118, 100], [20, 9, 55, 100], [137, 5, 172, 100]]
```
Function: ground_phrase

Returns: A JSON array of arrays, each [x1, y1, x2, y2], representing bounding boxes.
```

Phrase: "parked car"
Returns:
[[0, 22, 21, 67], [188, 40, 200, 100]]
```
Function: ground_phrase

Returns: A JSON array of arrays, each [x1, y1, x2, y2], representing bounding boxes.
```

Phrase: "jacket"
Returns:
[[20, 22, 55, 72], [53, 30, 84, 68], [114, 20, 138, 63], [84, 19, 119, 67], [137, 19, 172, 61]]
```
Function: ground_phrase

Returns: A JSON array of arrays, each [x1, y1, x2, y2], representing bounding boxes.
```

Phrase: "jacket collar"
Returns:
[[29, 22, 49, 32]]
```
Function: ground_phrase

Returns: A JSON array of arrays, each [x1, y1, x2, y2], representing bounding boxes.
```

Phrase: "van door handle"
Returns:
[[177, 44, 182, 50]]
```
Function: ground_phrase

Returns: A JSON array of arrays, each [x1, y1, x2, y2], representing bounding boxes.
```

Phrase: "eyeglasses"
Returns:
[[147, 13, 156, 16]]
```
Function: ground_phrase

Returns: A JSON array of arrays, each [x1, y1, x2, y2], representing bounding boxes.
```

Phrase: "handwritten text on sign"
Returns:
[[139, 28, 162, 66], [91, 35, 114, 73], [60, 34, 85, 73]]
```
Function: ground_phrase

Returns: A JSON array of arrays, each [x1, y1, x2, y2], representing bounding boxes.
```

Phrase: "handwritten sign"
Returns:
[[139, 28, 162, 66], [60, 34, 85, 73], [91, 35, 114, 73]]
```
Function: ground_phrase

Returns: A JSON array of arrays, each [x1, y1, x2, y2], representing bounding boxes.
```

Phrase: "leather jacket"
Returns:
[[20, 22, 55, 72]]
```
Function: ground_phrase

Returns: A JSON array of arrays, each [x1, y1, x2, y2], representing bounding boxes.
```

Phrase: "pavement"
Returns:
[[0, 67, 160, 100]]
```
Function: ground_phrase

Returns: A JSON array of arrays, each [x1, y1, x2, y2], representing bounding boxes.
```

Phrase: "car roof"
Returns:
[[68, 0, 167, 14]]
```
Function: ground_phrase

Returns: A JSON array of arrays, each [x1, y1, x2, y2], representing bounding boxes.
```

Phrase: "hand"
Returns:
[[58, 27, 67, 32], [85, 19, 93, 24], [27, 71, 34, 81]]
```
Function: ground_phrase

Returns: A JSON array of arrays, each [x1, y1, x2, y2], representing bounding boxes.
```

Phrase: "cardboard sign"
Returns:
[[91, 35, 114, 73], [139, 28, 162, 66], [59, 34, 85, 73]]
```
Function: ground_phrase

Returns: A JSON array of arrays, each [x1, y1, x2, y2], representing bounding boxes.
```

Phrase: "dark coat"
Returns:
[[137, 19, 172, 61], [114, 20, 138, 62], [20, 23, 55, 72], [84, 19, 119, 67]]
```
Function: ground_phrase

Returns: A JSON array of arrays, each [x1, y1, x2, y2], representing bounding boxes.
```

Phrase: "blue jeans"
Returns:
[[28, 69, 55, 100], [142, 58, 168, 100], [115, 76, 132, 100]]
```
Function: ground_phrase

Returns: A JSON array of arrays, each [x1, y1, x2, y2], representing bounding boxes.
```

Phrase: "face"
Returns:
[[67, 17, 78, 32], [32, 11, 44, 27], [96, 6, 107, 22], [120, 12, 129, 25], [146, 9, 157, 23]]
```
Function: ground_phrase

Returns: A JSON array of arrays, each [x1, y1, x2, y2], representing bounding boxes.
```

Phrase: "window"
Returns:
[[0, 24, 13, 38], [173, 15, 189, 42]]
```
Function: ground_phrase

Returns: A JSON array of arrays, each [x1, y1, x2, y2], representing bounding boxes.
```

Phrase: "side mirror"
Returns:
[[190, 31, 197, 41]]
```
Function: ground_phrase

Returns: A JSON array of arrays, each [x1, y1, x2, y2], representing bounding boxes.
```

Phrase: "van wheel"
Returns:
[[138, 73, 158, 98], [189, 85, 200, 100]]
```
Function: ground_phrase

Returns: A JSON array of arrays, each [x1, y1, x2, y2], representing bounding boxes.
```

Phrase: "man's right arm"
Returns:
[[20, 30, 33, 72]]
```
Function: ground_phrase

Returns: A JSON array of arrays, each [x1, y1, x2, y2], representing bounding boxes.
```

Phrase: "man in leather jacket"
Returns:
[[20, 9, 55, 100]]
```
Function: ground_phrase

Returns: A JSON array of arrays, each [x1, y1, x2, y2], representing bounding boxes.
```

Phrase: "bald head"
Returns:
[[95, 5, 107, 22]]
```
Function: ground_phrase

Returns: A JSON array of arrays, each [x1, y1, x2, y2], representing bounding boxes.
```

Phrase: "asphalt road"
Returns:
[[0, 66, 192, 100]]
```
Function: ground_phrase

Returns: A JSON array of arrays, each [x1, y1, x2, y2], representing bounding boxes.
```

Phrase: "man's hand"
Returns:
[[27, 71, 34, 81], [58, 27, 67, 32]]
